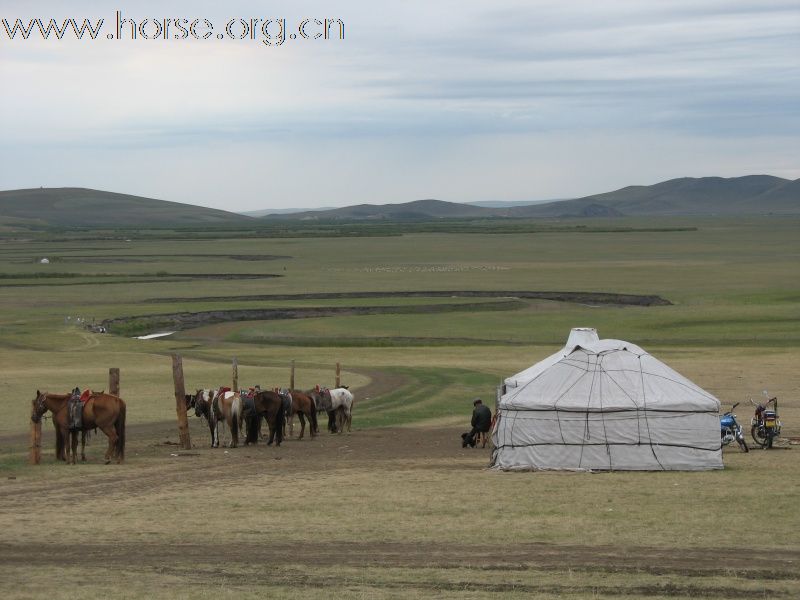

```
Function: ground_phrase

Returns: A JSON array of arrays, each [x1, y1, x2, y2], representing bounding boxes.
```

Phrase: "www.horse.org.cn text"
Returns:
[[1, 11, 345, 47]]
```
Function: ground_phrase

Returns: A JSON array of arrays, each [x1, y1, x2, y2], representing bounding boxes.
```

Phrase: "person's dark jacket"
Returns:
[[471, 404, 492, 432]]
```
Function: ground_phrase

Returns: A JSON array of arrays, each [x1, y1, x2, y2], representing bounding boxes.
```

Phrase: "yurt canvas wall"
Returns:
[[491, 330, 723, 471]]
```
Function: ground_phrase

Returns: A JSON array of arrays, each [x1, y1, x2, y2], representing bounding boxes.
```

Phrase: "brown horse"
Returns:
[[244, 390, 285, 446], [213, 389, 242, 448], [29, 392, 78, 461], [32, 390, 126, 464], [285, 389, 318, 440]]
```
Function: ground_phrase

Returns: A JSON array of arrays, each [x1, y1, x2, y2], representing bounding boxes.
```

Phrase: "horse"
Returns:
[[191, 389, 242, 448], [326, 387, 355, 433], [309, 387, 339, 433], [32, 390, 126, 464], [213, 389, 242, 448], [187, 390, 216, 446], [245, 390, 285, 446], [283, 389, 318, 440], [28, 392, 76, 461]]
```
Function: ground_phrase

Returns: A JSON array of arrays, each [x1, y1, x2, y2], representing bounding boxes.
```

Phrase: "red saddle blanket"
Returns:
[[79, 389, 92, 403]]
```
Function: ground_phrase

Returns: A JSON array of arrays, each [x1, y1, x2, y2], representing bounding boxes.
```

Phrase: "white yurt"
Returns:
[[490, 328, 723, 471]]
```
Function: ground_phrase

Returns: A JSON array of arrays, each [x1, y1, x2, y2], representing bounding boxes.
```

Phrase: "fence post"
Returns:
[[232, 357, 238, 392], [335, 362, 341, 388], [109, 368, 120, 396], [290, 360, 295, 390], [172, 354, 191, 450]]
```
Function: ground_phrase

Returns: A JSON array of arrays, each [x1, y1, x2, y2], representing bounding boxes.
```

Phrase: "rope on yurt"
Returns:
[[493, 348, 720, 465], [595, 353, 614, 471], [553, 350, 591, 446], [638, 354, 665, 470]]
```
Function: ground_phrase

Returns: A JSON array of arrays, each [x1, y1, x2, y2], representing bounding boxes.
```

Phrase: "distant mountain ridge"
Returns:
[[544, 175, 798, 217], [260, 175, 799, 220], [1, 176, 797, 228], [0, 187, 253, 227]]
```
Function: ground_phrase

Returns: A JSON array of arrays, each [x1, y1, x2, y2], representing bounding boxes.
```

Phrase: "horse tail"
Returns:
[[276, 399, 285, 444], [115, 400, 126, 462], [231, 396, 242, 441]]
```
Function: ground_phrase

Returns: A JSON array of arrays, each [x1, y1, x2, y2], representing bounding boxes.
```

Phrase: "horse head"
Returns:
[[31, 390, 47, 423], [193, 389, 209, 418]]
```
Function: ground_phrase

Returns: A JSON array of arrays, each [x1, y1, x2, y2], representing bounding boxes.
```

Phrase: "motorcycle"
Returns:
[[720, 403, 749, 452], [750, 394, 782, 449]]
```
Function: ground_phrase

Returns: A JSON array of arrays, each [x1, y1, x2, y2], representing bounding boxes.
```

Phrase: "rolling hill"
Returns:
[[0, 188, 254, 227], [2, 176, 797, 229], [264, 199, 496, 221], [260, 175, 798, 220], [511, 175, 798, 218]]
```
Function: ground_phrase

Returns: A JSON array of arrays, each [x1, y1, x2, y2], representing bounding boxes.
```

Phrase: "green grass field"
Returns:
[[1, 216, 798, 598]]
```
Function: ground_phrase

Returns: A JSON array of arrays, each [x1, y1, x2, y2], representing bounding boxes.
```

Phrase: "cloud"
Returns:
[[0, 0, 798, 208]]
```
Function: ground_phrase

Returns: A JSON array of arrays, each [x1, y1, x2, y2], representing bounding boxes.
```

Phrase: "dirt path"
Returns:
[[3, 423, 799, 578], [2, 532, 798, 581]]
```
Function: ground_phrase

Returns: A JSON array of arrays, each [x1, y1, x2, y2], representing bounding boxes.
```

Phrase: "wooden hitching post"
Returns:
[[290, 360, 295, 390], [172, 354, 191, 449], [30, 420, 41, 465], [335, 362, 341, 388], [232, 357, 239, 392], [109, 368, 120, 396]]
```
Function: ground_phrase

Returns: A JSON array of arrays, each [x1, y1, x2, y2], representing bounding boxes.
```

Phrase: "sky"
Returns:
[[0, 0, 798, 211]]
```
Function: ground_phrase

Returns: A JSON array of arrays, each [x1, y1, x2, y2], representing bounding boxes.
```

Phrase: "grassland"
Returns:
[[0, 216, 798, 598]]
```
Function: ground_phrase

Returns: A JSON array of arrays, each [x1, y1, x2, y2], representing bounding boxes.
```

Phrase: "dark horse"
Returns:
[[186, 391, 216, 446], [244, 390, 285, 446], [283, 389, 319, 440], [32, 390, 126, 464]]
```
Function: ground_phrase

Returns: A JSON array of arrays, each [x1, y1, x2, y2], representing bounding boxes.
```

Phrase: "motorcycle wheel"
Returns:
[[751, 426, 768, 449], [737, 437, 749, 453]]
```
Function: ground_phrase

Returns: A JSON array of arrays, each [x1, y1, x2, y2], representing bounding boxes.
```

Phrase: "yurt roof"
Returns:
[[501, 332, 720, 413]]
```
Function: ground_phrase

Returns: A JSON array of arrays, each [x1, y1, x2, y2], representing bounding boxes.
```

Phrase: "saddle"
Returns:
[[278, 388, 292, 413], [68, 390, 84, 431]]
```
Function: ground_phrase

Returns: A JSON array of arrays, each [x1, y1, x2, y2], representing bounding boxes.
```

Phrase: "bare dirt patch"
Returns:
[[101, 300, 525, 333], [145, 290, 672, 306]]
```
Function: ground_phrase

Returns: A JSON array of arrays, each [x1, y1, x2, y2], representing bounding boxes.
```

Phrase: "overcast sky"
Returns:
[[0, 0, 798, 210]]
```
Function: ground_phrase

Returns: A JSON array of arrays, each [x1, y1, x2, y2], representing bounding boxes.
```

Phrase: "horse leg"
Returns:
[[81, 431, 87, 462], [346, 406, 352, 433], [70, 430, 79, 464], [335, 408, 344, 434], [327, 410, 337, 433], [100, 425, 118, 464], [230, 417, 238, 449], [55, 425, 65, 462], [267, 417, 275, 446], [68, 430, 76, 463], [298, 413, 305, 440]]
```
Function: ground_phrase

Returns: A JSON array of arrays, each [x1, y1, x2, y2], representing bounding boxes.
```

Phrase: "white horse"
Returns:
[[328, 387, 354, 433]]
